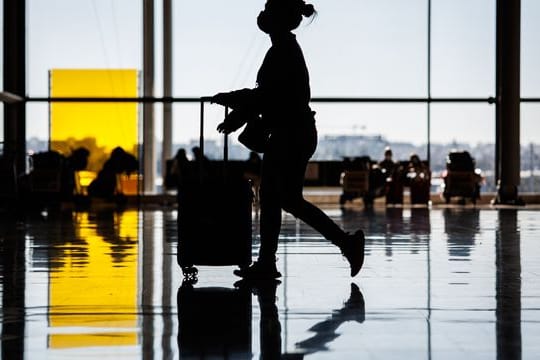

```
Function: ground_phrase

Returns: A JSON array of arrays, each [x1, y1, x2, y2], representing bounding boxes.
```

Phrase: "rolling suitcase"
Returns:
[[177, 102, 253, 280]]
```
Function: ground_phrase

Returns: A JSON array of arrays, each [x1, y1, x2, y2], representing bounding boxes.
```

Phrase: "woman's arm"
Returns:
[[211, 88, 263, 113]]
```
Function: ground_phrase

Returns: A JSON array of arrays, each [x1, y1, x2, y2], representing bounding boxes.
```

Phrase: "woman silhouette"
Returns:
[[212, 0, 365, 279]]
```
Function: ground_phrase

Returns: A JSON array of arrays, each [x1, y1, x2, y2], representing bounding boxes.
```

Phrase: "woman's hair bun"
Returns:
[[301, 3, 316, 17]]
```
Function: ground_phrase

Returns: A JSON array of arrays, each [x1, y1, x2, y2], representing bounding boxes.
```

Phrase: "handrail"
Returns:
[[24, 95, 502, 103]]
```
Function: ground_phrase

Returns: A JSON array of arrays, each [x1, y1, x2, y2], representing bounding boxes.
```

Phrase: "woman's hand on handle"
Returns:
[[216, 110, 249, 134], [211, 88, 255, 109], [211, 92, 232, 107]]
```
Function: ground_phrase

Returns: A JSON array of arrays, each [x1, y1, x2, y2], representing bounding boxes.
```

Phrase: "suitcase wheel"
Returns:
[[182, 266, 198, 284]]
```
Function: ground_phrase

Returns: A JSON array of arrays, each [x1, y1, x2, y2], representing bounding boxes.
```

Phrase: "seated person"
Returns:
[[407, 153, 429, 178], [88, 147, 138, 199], [378, 147, 404, 204], [170, 148, 189, 186], [406, 153, 431, 204], [379, 147, 396, 177], [63, 147, 90, 197]]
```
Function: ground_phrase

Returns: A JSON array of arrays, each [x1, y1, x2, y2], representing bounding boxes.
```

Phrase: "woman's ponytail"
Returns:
[[301, 3, 316, 17]]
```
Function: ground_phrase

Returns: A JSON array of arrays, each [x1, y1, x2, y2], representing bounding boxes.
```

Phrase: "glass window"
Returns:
[[521, 103, 540, 193], [521, 0, 540, 193], [172, 102, 244, 161], [430, 103, 496, 191], [522, 0, 540, 97], [26, 104, 49, 154], [27, 0, 143, 189], [431, 0, 496, 98], [173, 0, 265, 97], [302, 0, 428, 97], [27, 0, 142, 97], [310, 103, 428, 161], [173, 0, 427, 98]]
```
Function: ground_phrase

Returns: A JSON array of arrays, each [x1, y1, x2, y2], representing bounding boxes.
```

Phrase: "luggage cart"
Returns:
[[339, 156, 389, 207], [339, 156, 373, 206], [441, 151, 482, 205]]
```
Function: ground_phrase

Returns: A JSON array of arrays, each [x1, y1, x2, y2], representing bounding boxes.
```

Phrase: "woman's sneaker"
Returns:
[[233, 261, 282, 279], [341, 230, 366, 277]]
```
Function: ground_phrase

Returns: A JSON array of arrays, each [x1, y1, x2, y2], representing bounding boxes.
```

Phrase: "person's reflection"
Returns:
[[384, 207, 404, 258], [91, 210, 137, 264], [443, 208, 480, 259], [294, 283, 365, 355], [239, 280, 365, 358], [496, 210, 521, 360], [410, 208, 430, 236], [250, 280, 282, 360], [409, 208, 431, 255]]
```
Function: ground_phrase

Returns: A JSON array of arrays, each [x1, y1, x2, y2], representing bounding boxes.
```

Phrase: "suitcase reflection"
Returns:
[[177, 282, 252, 359]]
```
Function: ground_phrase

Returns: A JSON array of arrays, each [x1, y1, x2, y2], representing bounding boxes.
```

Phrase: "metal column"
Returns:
[[494, 0, 523, 204], [426, 0, 432, 167], [143, 0, 156, 193], [162, 0, 173, 190], [3, 0, 26, 178]]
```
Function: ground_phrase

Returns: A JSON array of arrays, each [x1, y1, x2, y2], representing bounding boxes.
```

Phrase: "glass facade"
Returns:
[[430, 103, 496, 191], [431, 0, 495, 98], [26, 0, 142, 145], [521, 0, 540, 192], [522, 0, 540, 97], [521, 103, 540, 192], [15, 0, 539, 192]]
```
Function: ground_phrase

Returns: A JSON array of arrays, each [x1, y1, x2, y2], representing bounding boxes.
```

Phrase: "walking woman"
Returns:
[[212, 0, 365, 279]]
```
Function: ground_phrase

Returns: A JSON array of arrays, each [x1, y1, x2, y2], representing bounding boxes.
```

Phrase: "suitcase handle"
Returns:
[[199, 98, 229, 183]]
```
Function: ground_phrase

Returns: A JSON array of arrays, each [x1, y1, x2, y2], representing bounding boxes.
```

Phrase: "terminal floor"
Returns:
[[1, 206, 539, 359]]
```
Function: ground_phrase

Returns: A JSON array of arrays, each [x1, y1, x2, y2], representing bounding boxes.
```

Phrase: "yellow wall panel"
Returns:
[[50, 69, 139, 172]]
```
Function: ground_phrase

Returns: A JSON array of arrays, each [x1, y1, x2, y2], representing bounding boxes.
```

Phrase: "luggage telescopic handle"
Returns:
[[224, 107, 229, 163], [198, 98, 229, 161], [198, 98, 229, 183], [223, 107, 229, 183], [199, 99, 205, 184]]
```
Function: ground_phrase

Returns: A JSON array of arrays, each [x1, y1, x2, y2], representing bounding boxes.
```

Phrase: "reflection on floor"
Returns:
[[1, 206, 539, 359]]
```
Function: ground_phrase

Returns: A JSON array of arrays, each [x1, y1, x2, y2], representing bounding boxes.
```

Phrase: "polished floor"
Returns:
[[1, 206, 539, 359]]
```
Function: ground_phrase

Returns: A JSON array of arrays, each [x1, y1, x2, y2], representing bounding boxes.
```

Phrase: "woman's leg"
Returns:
[[286, 126, 346, 243], [259, 176, 346, 253], [246, 126, 365, 278], [279, 148, 365, 277], [257, 146, 283, 264], [232, 146, 283, 278], [279, 149, 346, 246]]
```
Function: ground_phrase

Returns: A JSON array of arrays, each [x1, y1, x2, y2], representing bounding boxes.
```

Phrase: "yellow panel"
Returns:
[[49, 211, 139, 335], [49, 69, 139, 172], [49, 332, 138, 349], [50, 69, 138, 97]]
